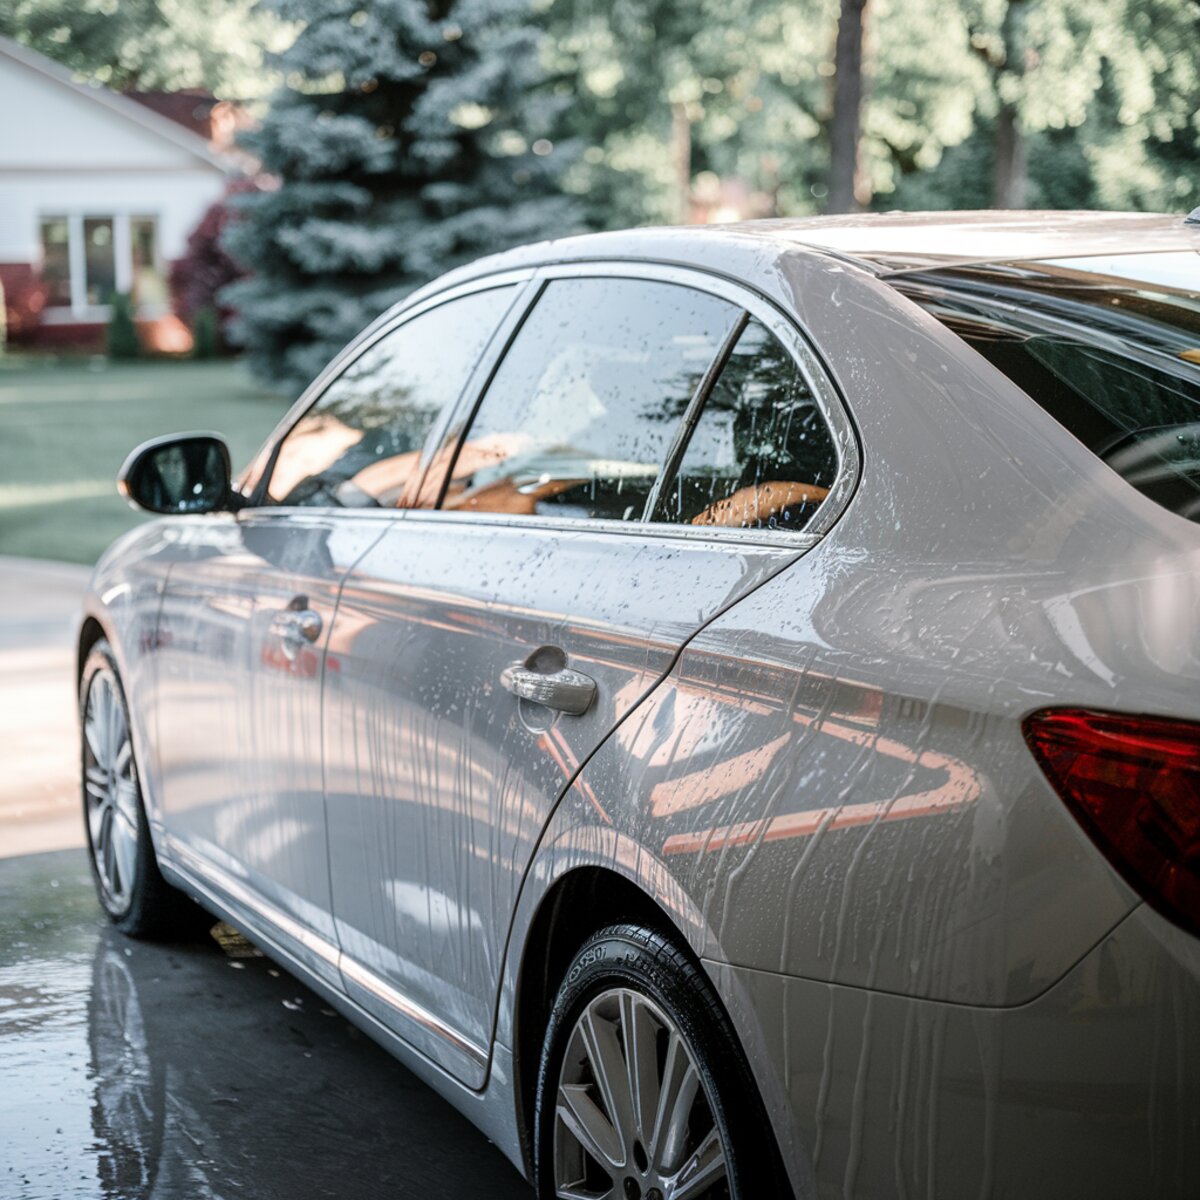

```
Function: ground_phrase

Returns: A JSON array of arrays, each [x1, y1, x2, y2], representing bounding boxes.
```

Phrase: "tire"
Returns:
[[80, 639, 209, 940], [534, 923, 791, 1200]]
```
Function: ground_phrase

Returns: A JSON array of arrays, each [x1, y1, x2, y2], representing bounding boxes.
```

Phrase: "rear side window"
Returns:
[[894, 252, 1200, 522], [266, 286, 513, 508], [440, 277, 741, 521], [651, 317, 838, 531]]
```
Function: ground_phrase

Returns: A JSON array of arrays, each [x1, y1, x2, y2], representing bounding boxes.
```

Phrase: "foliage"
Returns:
[[545, 0, 835, 224], [192, 307, 220, 359], [6, 0, 1198, 382], [222, 0, 584, 391], [0, 0, 290, 99], [169, 181, 254, 349], [868, 0, 1200, 211], [106, 294, 141, 360], [542, 0, 1199, 219]]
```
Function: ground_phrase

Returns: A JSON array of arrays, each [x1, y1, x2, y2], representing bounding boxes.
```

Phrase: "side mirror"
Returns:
[[118, 433, 238, 515]]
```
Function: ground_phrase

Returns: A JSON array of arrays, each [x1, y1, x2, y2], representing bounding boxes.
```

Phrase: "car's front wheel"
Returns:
[[535, 923, 788, 1200], [80, 639, 206, 938]]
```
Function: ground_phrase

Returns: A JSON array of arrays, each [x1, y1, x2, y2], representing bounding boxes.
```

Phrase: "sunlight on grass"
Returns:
[[0, 481, 113, 509], [0, 360, 292, 564]]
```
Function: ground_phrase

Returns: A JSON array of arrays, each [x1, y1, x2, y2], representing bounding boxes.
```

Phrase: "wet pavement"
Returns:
[[0, 850, 533, 1200]]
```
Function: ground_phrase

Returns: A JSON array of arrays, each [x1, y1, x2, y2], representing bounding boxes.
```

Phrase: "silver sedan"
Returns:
[[80, 210, 1200, 1199]]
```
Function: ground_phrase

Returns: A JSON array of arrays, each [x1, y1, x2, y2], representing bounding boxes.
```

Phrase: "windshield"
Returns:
[[892, 250, 1200, 522]]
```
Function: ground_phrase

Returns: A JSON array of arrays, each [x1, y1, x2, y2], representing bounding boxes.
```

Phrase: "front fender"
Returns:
[[80, 519, 177, 836]]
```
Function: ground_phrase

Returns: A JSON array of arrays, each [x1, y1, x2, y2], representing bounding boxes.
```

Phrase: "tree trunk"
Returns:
[[992, 0, 1029, 208], [671, 102, 692, 224], [828, 0, 869, 214], [993, 103, 1027, 208]]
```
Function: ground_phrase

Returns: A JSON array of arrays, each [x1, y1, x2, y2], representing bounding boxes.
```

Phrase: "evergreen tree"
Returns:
[[222, 0, 582, 391]]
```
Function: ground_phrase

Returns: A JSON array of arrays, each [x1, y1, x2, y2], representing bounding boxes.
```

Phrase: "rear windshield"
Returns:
[[892, 250, 1200, 522]]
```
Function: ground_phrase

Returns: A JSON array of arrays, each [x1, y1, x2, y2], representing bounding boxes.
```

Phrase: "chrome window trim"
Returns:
[[398, 507, 824, 551], [419, 258, 860, 547], [243, 269, 536, 506], [164, 834, 489, 1071]]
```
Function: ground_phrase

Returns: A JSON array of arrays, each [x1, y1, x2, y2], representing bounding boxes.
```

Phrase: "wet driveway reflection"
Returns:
[[0, 851, 531, 1200]]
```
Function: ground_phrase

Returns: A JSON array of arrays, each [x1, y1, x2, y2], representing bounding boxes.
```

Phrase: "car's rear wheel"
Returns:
[[81, 640, 207, 939], [535, 923, 788, 1200]]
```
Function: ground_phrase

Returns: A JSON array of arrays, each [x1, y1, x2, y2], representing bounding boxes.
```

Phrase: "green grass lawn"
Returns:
[[0, 359, 293, 565]]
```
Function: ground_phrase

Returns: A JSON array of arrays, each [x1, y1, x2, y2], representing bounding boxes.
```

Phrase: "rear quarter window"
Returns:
[[893, 251, 1200, 523]]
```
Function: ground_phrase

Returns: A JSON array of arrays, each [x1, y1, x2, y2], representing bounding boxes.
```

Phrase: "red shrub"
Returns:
[[169, 178, 256, 344]]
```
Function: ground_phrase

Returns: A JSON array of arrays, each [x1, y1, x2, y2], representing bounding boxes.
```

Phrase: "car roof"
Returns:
[[731, 209, 1200, 273], [394, 210, 1200, 325], [451, 209, 1200, 283]]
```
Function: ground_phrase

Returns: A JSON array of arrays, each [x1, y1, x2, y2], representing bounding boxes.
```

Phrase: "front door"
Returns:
[[322, 269, 847, 1083], [154, 512, 368, 985], [154, 281, 518, 986]]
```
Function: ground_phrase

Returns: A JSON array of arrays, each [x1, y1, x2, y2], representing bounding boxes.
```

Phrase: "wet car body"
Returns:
[[81, 212, 1200, 1197]]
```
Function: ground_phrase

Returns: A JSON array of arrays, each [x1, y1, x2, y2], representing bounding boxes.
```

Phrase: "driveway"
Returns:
[[0, 556, 89, 858], [0, 851, 532, 1200], [0, 558, 533, 1198]]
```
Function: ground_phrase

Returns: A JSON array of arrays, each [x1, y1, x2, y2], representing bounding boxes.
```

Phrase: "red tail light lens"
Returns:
[[1024, 707, 1200, 936]]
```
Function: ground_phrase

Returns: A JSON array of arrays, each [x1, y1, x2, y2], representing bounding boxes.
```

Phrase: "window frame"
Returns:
[[37, 212, 165, 322], [240, 259, 859, 545], [243, 271, 535, 511], [414, 260, 859, 547]]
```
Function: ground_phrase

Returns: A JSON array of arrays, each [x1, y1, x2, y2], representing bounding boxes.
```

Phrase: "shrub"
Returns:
[[169, 179, 255, 354], [192, 305, 218, 359], [106, 293, 140, 359]]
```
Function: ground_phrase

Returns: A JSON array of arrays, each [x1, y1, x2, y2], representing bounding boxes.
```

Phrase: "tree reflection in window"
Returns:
[[266, 286, 514, 508]]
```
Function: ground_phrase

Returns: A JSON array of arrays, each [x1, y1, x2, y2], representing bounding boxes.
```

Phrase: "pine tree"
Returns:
[[222, 0, 582, 391]]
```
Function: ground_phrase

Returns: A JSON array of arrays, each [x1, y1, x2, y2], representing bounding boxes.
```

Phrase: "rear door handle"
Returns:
[[500, 661, 596, 716]]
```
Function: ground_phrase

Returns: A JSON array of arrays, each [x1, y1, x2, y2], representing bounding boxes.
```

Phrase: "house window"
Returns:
[[83, 218, 116, 306], [38, 214, 162, 317], [38, 219, 72, 307], [131, 216, 165, 307]]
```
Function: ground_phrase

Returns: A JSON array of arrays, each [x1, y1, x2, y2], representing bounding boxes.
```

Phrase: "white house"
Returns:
[[0, 35, 233, 348]]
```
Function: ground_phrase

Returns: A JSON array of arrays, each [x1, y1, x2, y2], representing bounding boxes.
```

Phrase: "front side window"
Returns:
[[652, 317, 838, 531], [265, 286, 514, 508], [440, 277, 741, 521], [894, 251, 1200, 522]]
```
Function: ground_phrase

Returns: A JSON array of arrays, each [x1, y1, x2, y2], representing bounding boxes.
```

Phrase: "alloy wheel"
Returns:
[[83, 668, 140, 912], [553, 987, 731, 1200]]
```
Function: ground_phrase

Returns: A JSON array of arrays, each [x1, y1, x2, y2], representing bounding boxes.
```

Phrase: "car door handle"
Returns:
[[270, 607, 323, 659], [500, 662, 596, 715]]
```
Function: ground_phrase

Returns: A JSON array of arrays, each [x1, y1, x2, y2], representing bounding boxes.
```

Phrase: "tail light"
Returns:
[[1024, 707, 1200, 936]]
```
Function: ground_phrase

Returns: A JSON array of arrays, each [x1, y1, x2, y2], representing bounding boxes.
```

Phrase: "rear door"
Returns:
[[322, 264, 854, 1083], [154, 281, 519, 986]]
